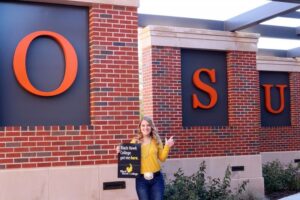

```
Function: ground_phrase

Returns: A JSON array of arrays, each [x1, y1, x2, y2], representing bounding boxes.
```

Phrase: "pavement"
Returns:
[[279, 193, 300, 200]]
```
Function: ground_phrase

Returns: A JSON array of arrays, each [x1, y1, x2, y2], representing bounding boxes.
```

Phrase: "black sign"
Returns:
[[118, 143, 141, 178], [181, 49, 228, 127], [0, 1, 90, 126], [260, 71, 290, 126]]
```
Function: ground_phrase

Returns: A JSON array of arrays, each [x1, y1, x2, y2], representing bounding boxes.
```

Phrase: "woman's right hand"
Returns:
[[165, 136, 175, 147]]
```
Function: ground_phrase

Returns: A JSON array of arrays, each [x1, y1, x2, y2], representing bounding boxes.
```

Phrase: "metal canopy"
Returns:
[[138, 1, 300, 58], [287, 47, 300, 57], [224, 2, 300, 31]]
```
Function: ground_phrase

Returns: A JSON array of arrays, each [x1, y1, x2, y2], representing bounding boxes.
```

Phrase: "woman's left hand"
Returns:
[[165, 136, 174, 147]]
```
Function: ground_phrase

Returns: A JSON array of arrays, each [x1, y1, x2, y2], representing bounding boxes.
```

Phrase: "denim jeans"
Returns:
[[135, 172, 165, 200]]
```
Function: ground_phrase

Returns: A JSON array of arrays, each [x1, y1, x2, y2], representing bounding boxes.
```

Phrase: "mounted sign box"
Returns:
[[181, 49, 228, 127], [0, 1, 90, 126], [118, 143, 141, 178], [260, 71, 291, 127]]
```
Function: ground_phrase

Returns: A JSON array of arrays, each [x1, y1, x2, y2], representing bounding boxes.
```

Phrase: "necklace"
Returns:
[[142, 138, 152, 159]]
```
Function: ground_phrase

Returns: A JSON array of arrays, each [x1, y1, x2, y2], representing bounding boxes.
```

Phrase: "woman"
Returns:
[[117, 116, 174, 200]]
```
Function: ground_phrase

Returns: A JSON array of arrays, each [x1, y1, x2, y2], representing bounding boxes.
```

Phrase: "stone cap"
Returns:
[[257, 56, 300, 72], [140, 25, 259, 52]]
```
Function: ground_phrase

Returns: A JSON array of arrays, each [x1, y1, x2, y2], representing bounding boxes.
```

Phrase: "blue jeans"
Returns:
[[135, 172, 165, 200]]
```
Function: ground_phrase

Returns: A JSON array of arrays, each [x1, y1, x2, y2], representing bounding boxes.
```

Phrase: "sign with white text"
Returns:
[[118, 143, 141, 178]]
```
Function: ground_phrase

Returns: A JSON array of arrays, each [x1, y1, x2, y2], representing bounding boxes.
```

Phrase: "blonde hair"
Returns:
[[137, 116, 162, 145]]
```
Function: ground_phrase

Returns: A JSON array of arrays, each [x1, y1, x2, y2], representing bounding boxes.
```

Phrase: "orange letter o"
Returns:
[[13, 31, 78, 96]]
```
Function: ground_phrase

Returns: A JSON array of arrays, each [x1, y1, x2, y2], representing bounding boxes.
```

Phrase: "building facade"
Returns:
[[1, 1, 300, 199]]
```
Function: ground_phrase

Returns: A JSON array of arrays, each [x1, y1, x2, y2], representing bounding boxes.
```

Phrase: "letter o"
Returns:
[[13, 31, 78, 96]]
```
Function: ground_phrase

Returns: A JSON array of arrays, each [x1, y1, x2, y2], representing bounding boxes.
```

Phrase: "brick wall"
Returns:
[[0, 3, 140, 169], [142, 47, 261, 157], [260, 72, 300, 152]]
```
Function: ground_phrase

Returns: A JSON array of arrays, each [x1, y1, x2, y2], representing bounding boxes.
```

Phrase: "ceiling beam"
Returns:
[[282, 11, 300, 18], [287, 47, 300, 57], [272, 0, 300, 3], [244, 25, 300, 39], [225, 2, 300, 31], [296, 27, 300, 35]]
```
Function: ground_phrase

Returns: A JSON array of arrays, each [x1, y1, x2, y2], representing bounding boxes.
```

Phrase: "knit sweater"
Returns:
[[131, 138, 170, 174]]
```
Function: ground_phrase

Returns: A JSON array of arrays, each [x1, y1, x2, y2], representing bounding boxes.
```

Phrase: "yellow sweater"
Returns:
[[131, 139, 170, 174]]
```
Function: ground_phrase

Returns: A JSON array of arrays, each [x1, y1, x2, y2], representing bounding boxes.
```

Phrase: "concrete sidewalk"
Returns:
[[279, 193, 300, 200]]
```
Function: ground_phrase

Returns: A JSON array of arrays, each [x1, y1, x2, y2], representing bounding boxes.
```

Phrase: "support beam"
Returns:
[[287, 47, 300, 57], [283, 11, 300, 18], [225, 2, 300, 31], [272, 0, 300, 3], [297, 27, 300, 35], [244, 25, 300, 40]]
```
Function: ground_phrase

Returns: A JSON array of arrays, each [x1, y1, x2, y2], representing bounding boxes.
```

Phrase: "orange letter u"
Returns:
[[262, 84, 287, 114]]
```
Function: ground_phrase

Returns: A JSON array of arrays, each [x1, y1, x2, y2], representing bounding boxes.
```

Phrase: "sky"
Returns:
[[138, 0, 300, 50]]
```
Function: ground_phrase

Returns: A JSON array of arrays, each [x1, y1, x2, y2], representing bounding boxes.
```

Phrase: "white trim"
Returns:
[[261, 151, 300, 165], [257, 56, 300, 72], [140, 25, 259, 52], [21, 0, 139, 7]]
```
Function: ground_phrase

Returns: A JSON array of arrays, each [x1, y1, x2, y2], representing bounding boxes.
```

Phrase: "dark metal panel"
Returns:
[[231, 166, 245, 172], [260, 72, 291, 127], [181, 49, 228, 127], [225, 2, 300, 31], [138, 14, 224, 30], [0, 1, 90, 126], [103, 181, 126, 190], [287, 47, 300, 57]]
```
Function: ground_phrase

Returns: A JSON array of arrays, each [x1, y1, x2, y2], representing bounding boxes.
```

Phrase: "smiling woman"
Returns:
[[115, 116, 174, 200], [131, 116, 174, 200]]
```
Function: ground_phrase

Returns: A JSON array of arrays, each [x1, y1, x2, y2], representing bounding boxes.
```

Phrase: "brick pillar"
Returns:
[[260, 72, 300, 151], [141, 26, 264, 198], [88, 3, 140, 163], [227, 51, 260, 154], [0, 2, 140, 169], [142, 47, 260, 157]]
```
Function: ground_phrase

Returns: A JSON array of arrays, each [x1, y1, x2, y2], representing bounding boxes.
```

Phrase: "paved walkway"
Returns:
[[279, 193, 300, 200]]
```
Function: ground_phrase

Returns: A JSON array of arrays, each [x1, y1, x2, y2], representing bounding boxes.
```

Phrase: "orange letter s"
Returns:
[[192, 68, 218, 109]]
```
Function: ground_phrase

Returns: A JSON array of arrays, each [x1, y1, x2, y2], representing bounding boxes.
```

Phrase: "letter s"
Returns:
[[192, 68, 218, 109]]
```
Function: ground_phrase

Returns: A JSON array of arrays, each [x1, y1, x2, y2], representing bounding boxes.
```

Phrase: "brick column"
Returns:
[[141, 26, 260, 157], [89, 4, 140, 163], [0, 2, 140, 169], [140, 25, 264, 198], [258, 56, 300, 152], [227, 51, 260, 154]]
